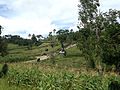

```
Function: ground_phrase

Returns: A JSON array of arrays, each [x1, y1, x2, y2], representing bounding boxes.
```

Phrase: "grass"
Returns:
[[0, 63, 119, 90], [0, 55, 32, 63], [0, 42, 120, 89], [0, 43, 61, 63], [0, 78, 29, 90], [39, 46, 87, 68], [8, 43, 44, 56]]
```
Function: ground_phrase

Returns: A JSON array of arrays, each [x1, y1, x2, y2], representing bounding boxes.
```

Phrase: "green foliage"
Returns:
[[56, 29, 77, 44], [56, 29, 69, 43], [101, 22, 120, 67], [0, 55, 31, 63], [40, 46, 89, 68], [31, 34, 37, 45], [0, 25, 8, 57], [3, 42, 61, 63], [77, 0, 120, 69], [0, 78, 27, 90], [0, 40, 8, 57], [5, 34, 42, 49], [77, 0, 101, 68], [7, 65, 120, 90], [97, 10, 120, 67]]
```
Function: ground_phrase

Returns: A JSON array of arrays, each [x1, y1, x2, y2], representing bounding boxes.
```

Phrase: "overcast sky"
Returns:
[[0, 0, 120, 38]]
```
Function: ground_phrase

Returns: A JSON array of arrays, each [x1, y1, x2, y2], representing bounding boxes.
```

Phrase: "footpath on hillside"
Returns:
[[24, 44, 76, 63]]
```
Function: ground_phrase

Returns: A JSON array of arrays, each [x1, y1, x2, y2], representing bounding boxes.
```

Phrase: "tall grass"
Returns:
[[6, 63, 120, 90]]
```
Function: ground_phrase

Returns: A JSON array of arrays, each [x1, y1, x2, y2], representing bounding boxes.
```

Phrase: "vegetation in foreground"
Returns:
[[0, 45, 119, 90], [0, 63, 119, 90]]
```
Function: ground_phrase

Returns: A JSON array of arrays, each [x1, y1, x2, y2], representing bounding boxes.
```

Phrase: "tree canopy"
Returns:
[[0, 25, 8, 57], [77, 0, 120, 69]]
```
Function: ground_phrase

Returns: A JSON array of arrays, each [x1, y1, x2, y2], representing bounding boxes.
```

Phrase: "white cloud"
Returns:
[[0, 16, 56, 38], [0, 0, 78, 38], [100, 0, 120, 11], [0, 0, 120, 38]]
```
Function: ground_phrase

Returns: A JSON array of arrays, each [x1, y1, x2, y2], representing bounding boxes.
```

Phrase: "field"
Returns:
[[0, 43, 60, 63], [0, 43, 119, 90]]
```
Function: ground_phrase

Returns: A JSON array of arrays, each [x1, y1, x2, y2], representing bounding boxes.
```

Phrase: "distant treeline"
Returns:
[[4, 34, 42, 46]]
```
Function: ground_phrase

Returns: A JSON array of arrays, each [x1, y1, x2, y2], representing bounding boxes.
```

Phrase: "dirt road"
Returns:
[[24, 55, 49, 63], [24, 44, 76, 63]]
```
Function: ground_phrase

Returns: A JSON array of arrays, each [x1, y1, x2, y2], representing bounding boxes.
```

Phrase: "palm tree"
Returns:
[[70, 29, 73, 32], [28, 34, 31, 39], [49, 32, 52, 37], [53, 29, 56, 35]]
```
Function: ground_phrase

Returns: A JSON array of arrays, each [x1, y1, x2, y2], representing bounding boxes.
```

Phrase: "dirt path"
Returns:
[[24, 55, 49, 63], [66, 44, 76, 49], [24, 44, 76, 63]]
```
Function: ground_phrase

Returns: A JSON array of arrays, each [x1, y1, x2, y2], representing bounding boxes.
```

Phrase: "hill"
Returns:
[[0, 43, 119, 90]]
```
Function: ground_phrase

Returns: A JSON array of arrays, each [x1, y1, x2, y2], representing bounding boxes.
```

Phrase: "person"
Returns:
[[37, 58, 40, 62], [59, 48, 66, 56]]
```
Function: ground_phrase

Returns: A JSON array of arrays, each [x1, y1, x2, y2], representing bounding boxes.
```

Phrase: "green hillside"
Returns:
[[0, 43, 119, 90]]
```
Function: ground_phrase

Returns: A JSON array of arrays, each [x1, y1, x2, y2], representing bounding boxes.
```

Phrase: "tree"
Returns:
[[48, 30, 56, 64], [100, 16, 120, 69], [77, 0, 120, 69], [36, 34, 43, 46], [0, 25, 2, 35], [53, 29, 56, 34], [56, 29, 69, 46], [0, 25, 8, 57], [28, 34, 31, 39], [67, 29, 77, 44], [49, 32, 52, 37], [77, 0, 100, 68], [36, 34, 43, 40], [31, 34, 37, 44]]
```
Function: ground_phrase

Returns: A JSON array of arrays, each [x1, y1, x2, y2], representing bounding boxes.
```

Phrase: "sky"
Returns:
[[0, 0, 120, 38]]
